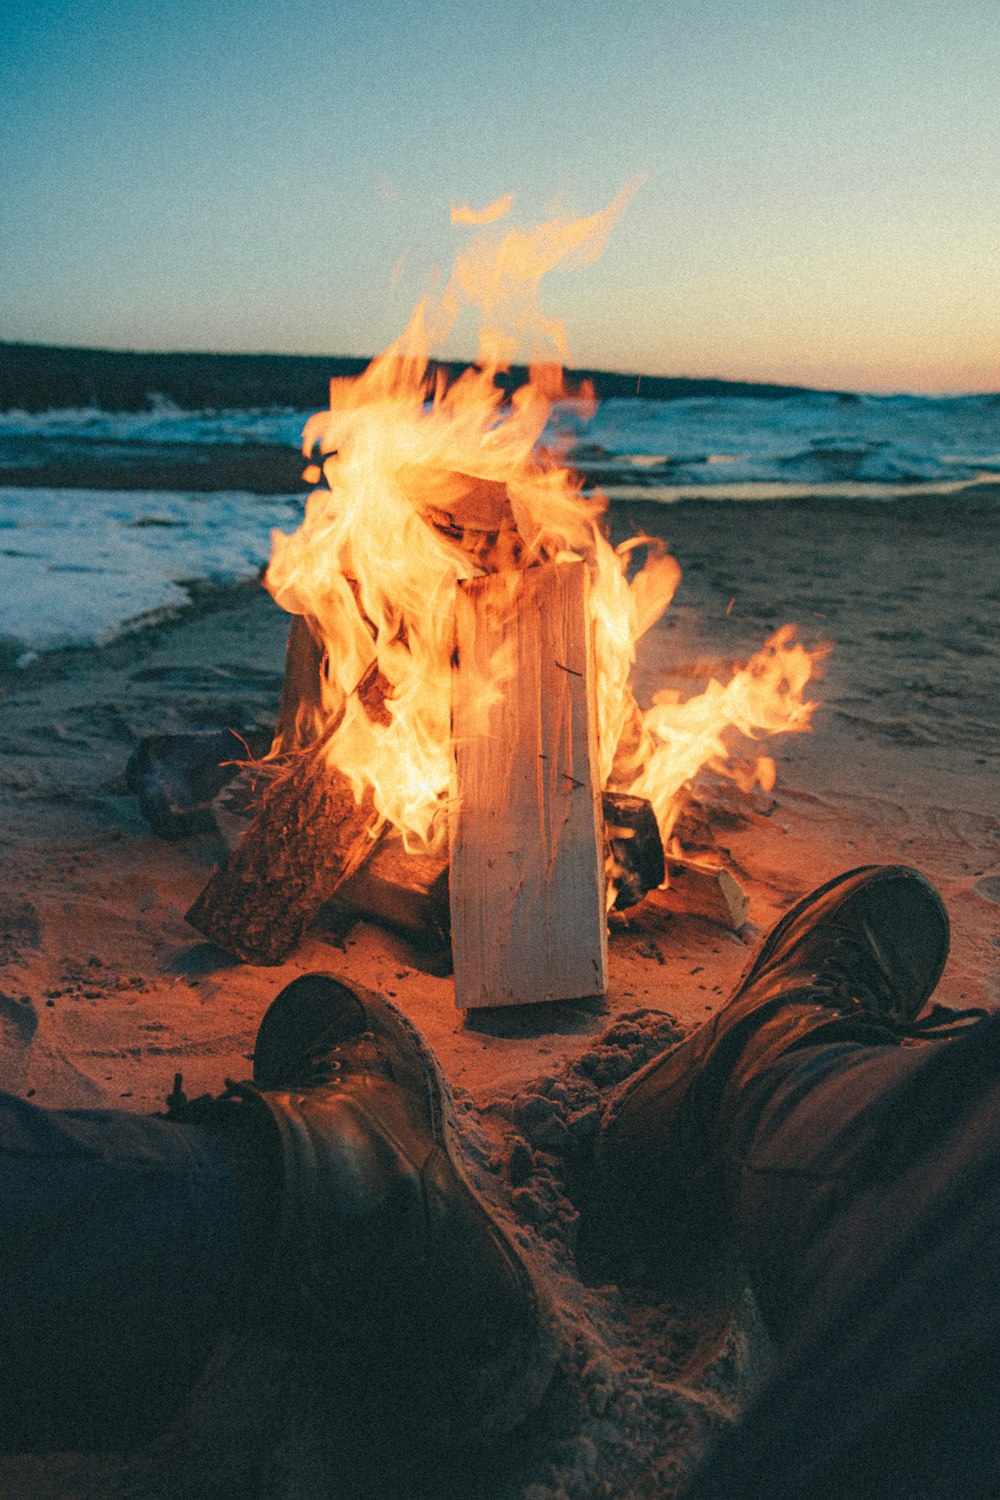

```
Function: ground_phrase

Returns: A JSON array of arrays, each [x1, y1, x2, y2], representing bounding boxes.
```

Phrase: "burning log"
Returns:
[[272, 614, 326, 753], [185, 743, 383, 964], [404, 467, 522, 571], [205, 616, 327, 851], [329, 831, 450, 948], [449, 558, 608, 1008], [324, 792, 664, 947], [185, 664, 389, 965], [644, 857, 749, 931]]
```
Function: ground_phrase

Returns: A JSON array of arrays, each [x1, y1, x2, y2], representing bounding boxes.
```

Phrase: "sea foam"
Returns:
[[0, 488, 303, 661]]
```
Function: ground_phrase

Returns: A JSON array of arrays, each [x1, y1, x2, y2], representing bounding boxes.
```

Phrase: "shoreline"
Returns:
[[3, 433, 1000, 499], [2, 483, 997, 670], [0, 437, 308, 493]]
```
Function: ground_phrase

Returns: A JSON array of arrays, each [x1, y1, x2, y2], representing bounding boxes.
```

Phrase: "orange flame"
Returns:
[[265, 191, 824, 881], [450, 191, 516, 226], [626, 625, 824, 848]]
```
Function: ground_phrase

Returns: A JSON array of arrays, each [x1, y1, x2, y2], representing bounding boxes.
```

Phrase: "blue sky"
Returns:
[[3, 0, 998, 391]]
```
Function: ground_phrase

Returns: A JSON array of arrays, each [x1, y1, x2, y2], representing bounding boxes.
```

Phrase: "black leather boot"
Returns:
[[596, 865, 983, 1258], [229, 974, 557, 1455]]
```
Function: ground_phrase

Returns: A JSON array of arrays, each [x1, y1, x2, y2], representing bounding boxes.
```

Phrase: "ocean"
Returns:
[[1, 387, 997, 663]]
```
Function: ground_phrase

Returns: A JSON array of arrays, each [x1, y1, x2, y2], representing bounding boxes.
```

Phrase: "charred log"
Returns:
[[185, 664, 390, 965], [603, 791, 665, 909], [185, 736, 384, 964], [327, 831, 450, 948]]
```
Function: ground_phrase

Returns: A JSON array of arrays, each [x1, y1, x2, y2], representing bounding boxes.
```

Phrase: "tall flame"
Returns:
[[265, 190, 823, 874]]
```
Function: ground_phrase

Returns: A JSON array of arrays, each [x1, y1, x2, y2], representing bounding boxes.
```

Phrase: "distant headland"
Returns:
[[0, 341, 838, 413]]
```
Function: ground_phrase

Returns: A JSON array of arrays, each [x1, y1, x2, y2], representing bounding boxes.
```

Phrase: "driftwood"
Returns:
[[185, 659, 389, 965], [450, 559, 607, 1008], [644, 857, 749, 931]]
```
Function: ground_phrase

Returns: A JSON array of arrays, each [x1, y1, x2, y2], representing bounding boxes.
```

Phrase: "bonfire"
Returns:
[[185, 188, 822, 1007]]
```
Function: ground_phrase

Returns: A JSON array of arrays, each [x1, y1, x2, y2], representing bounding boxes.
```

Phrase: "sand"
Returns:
[[1, 486, 998, 1498]]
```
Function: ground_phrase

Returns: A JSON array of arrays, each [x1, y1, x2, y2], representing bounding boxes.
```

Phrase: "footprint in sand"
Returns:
[[0, 991, 38, 1044], [0, 900, 43, 971]]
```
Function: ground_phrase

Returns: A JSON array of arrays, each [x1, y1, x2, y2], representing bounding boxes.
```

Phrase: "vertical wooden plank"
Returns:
[[450, 558, 608, 1008]]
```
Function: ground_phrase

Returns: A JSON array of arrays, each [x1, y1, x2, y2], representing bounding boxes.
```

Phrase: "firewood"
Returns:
[[450, 558, 608, 1007], [327, 794, 659, 944], [327, 830, 450, 947], [211, 615, 330, 847], [272, 614, 326, 753], [644, 857, 749, 931], [185, 740, 383, 964], [603, 790, 665, 910], [403, 467, 523, 570], [185, 665, 390, 965]]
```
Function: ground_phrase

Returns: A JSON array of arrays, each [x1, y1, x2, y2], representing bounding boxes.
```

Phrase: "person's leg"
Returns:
[[721, 1016, 1000, 1337], [0, 972, 557, 1459], [0, 1089, 278, 1450], [595, 864, 993, 1498], [241, 972, 557, 1455], [687, 1015, 1000, 1498]]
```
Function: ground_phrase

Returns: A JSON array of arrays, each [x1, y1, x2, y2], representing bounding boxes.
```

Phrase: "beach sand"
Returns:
[[1, 486, 998, 1498]]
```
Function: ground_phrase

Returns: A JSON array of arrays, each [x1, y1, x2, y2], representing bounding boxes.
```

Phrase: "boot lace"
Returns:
[[809, 929, 988, 1037], [293, 1029, 389, 1086]]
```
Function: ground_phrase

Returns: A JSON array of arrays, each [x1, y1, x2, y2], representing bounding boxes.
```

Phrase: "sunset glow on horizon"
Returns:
[[4, 0, 998, 396]]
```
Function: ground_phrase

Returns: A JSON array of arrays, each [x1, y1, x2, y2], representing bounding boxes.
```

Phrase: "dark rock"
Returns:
[[126, 726, 272, 838]]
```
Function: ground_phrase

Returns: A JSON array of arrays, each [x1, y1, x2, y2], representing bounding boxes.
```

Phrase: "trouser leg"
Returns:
[[0, 1090, 272, 1451], [686, 1013, 1000, 1498]]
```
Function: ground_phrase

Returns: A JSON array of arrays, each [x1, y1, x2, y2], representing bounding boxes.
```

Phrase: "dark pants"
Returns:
[[0, 1093, 250, 1449], [687, 1012, 1000, 1499]]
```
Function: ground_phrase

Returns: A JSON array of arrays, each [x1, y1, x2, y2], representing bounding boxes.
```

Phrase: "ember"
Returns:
[[187, 189, 823, 1002]]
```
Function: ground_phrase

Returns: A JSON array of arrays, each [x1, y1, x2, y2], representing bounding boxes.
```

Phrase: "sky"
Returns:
[[2, 0, 998, 393]]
